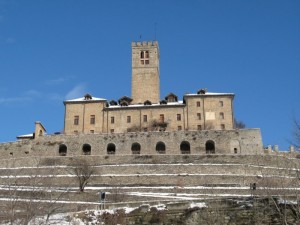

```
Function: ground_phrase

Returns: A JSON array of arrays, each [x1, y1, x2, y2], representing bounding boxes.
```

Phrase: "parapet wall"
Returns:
[[0, 129, 263, 158], [131, 41, 158, 47]]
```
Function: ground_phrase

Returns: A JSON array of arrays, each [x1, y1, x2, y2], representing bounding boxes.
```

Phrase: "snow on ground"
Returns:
[[0, 162, 298, 172], [0, 173, 296, 179]]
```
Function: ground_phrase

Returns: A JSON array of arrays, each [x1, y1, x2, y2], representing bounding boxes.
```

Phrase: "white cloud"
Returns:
[[65, 84, 87, 100], [0, 96, 31, 104], [45, 77, 68, 85], [24, 90, 42, 98]]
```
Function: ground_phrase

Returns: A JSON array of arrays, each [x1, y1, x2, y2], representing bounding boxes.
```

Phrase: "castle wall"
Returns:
[[0, 129, 263, 158]]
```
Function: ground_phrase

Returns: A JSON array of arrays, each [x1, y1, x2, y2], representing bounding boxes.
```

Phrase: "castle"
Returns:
[[0, 41, 263, 158]]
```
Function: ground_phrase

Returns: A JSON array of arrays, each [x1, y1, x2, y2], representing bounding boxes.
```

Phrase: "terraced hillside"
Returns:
[[0, 154, 299, 222]]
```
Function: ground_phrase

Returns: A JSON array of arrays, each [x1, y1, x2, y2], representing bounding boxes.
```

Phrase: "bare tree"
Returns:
[[292, 117, 300, 149], [68, 159, 94, 192], [234, 119, 246, 129], [0, 158, 69, 225]]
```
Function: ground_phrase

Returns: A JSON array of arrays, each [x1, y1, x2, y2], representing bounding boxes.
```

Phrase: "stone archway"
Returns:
[[82, 144, 91, 155], [156, 142, 166, 154], [180, 141, 190, 154], [107, 143, 116, 155], [131, 142, 141, 154], [58, 144, 67, 156], [205, 140, 215, 154]]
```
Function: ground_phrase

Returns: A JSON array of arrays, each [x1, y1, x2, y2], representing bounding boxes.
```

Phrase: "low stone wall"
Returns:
[[0, 129, 263, 158]]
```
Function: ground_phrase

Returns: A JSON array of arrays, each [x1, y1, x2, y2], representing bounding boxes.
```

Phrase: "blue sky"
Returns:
[[0, 0, 299, 150]]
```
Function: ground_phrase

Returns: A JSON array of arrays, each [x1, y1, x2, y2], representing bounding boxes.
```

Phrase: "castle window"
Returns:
[[143, 127, 148, 132], [234, 148, 238, 154], [206, 140, 215, 154], [74, 116, 79, 125], [39, 130, 43, 136], [111, 116, 115, 124], [110, 129, 114, 133], [90, 115, 95, 124], [131, 142, 141, 154], [74, 130, 78, 134], [59, 144, 67, 156], [177, 114, 181, 121], [219, 101, 224, 107], [127, 116, 131, 123], [140, 50, 149, 65], [107, 143, 116, 154], [219, 112, 224, 120], [178, 126, 182, 131], [197, 113, 201, 120], [90, 130, 94, 133], [197, 125, 202, 130], [143, 115, 147, 122], [156, 142, 166, 154], [82, 144, 91, 155], [221, 124, 225, 130], [180, 141, 190, 154], [159, 114, 164, 123], [197, 101, 201, 107]]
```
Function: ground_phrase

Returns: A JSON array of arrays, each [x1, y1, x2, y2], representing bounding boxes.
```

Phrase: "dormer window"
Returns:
[[84, 93, 92, 100], [160, 100, 167, 105], [118, 96, 133, 105], [140, 50, 149, 65], [144, 100, 152, 105], [197, 89, 207, 95], [165, 93, 178, 102]]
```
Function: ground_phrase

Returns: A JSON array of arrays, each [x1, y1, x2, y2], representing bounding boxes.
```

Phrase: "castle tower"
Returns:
[[131, 41, 160, 104]]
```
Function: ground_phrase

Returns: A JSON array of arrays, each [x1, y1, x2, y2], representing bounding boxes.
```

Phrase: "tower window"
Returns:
[[196, 101, 201, 107], [221, 124, 225, 130], [219, 101, 224, 107], [197, 125, 202, 130], [74, 116, 79, 125], [127, 116, 131, 123], [140, 50, 150, 65], [111, 116, 115, 124]]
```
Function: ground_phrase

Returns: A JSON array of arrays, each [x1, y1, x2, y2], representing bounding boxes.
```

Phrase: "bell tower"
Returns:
[[131, 41, 160, 104]]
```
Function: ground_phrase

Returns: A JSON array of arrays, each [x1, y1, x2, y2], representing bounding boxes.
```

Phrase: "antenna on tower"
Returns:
[[154, 22, 157, 40]]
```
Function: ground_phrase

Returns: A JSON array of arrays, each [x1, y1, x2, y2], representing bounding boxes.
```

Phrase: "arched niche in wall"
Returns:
[[180, 141, 191, 154], [107, 143, 116, 155], [156, 142, 166, 154], [82, 144, 91, 155], [58, 144, 67, 156], [205, 140, 215, 154], [131, 142, 141, 154]]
